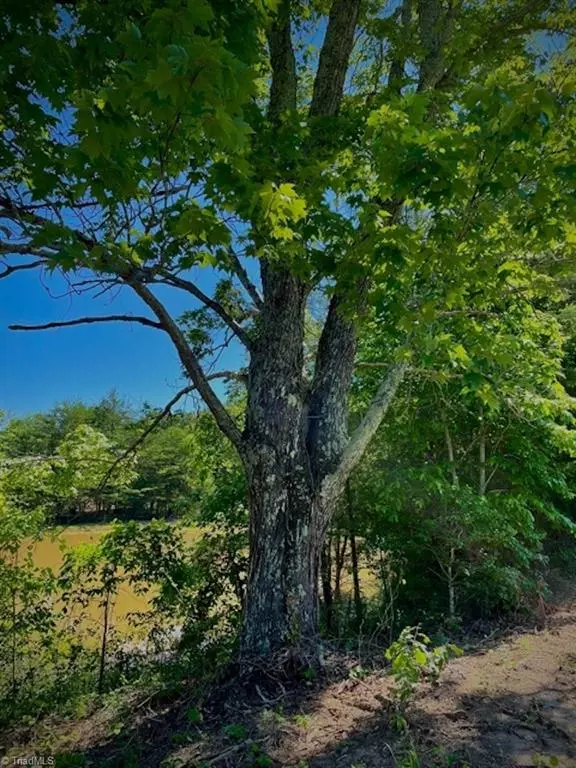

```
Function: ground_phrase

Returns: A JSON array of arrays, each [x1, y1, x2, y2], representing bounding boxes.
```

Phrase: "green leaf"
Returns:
[[448, 344, 471, 368], [166, 45, 189, 76]]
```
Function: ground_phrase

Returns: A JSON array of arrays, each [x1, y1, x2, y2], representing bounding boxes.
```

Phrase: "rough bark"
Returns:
[[240, 265, 320, 660], [241, 453, 322, 661], [307, 294, 359, 485], [267, 0, 297, 120], [417, 0, 454, 92], [320, 363, 408, 507]]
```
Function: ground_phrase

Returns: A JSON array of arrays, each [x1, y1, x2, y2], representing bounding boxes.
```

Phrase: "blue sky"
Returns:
[[0, 267, 245, 417]]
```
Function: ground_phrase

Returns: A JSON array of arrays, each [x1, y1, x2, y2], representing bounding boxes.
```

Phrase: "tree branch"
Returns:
[[1, 195, 247, 451], [228, 250, 263, 310], [417, 0, 455, 92], [432, 0, 553, 92], [310, 0, 362, 117], [438, 310, 498, 318], [307, 293, 362, 484], [387, 0, 413, 94], [0, 195, 96, 249], [9, 315, 163, 332], [320, 362, 408, 507], [157, 272, 253, 349], [0, 242, 56, 255], [266, 0, 297, 120], [128, 279, 244, 453], [305, 0, 366, 486], [0, 260, 44, 279]]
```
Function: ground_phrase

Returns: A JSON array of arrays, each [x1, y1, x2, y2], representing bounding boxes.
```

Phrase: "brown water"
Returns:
[[27, 523, 200, 641]]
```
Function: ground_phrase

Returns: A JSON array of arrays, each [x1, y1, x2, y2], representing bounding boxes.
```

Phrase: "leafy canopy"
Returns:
[[1, 2, 574, 334]]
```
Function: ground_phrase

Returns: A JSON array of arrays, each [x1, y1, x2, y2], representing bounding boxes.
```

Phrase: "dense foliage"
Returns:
[[0, 397, 247, 725]]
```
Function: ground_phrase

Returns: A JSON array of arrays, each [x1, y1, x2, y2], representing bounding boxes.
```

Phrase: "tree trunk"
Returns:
[[447, 546, 456, 620], [126, 0, 406, 667], [241, 461, 327, 662], [98, 588, 111, 694], [479, 422, 487, 496], [240, 265, 328, 663], [346, 482, 363, 628], [334, 533, 347, 606], [321, 536, 333, 633], [238, 0, 366, 659]]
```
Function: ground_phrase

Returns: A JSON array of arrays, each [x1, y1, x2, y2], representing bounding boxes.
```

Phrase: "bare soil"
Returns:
[[3, 602, 576, 767], [222, 607, 576, 768]]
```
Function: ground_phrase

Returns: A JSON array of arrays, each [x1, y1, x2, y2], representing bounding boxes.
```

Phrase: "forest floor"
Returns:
[[3, 594, 576, 767]]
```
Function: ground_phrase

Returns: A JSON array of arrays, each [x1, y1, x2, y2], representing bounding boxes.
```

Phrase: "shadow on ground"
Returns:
[[9, 607, 576, 767]]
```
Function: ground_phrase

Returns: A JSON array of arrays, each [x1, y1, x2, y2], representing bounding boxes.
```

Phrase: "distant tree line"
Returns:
[[0, 392, 242, 524]]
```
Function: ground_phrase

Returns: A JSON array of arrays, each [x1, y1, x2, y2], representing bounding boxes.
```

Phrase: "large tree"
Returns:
[[1, 0, 575, 663]]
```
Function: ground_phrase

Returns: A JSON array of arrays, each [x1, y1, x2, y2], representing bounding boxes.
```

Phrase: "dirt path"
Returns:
[[4, 606, 576, 767], [262, 608, 576, 767]]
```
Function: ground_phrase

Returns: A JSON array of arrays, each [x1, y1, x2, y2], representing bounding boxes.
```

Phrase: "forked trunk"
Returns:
[[237, 0, 366, 665], [237, 261, 406, 663]]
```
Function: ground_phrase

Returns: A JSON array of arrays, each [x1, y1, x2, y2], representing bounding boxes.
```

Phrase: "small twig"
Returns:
[[383, 741, 396, 762], [255, 684, 284, 705], [155, 272, 253, 349], [228, 249, 263, 309]]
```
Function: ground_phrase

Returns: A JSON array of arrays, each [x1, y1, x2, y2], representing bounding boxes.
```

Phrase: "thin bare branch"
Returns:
[[9, 315, 163, 332], [98, 371, 245, 490], [438, 310, 498, 318], [0, 260, 44, 279], [228, 250, 263, 310], [0, 195, 96, 250]]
